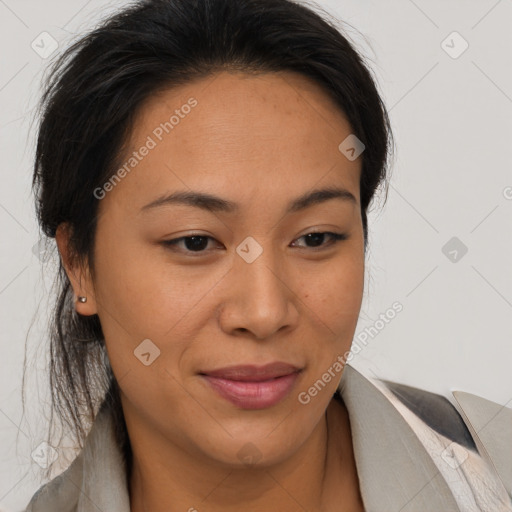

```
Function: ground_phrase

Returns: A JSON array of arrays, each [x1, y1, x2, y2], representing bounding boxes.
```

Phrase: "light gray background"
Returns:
[[1, 0, 511, 509]]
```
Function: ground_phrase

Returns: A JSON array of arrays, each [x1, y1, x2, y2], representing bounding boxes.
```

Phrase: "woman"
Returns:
[[24, 0, 511, 510]]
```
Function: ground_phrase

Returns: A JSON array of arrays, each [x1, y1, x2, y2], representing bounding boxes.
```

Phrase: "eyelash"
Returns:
[[162, 231, 348, 256]]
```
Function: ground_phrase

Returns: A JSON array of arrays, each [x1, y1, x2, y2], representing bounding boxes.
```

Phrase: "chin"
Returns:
[[194, 423, 308, 470]]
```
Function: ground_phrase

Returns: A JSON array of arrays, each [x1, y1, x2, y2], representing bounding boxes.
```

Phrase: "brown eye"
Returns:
[[162, 235, 220, 254], [291, 232, 347, 249]]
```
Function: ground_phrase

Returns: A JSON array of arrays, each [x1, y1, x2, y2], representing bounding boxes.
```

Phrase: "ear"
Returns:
[[55, 222, 98, 316]]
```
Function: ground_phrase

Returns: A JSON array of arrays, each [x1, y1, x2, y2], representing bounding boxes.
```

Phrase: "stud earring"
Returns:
[[77, 296, 87, 303]]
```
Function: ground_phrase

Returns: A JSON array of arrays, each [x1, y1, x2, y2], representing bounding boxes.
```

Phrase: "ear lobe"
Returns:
[[55, 222, 98, 316]]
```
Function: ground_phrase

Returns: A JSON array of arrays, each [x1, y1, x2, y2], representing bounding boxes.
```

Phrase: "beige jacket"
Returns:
[[25, 364, 512, 511]]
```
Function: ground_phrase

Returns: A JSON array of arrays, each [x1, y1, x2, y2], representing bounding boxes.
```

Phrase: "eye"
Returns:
[[291, 231, 348, 250], [162, 235, 220, 255], [161, 231, 347, 256]]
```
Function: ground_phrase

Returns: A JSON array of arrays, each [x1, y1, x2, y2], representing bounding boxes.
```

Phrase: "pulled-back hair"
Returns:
[[27, 0, 394, 481]]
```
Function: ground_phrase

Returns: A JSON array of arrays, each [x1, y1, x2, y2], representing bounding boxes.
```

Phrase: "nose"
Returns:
[[217, 244, 300, 340]]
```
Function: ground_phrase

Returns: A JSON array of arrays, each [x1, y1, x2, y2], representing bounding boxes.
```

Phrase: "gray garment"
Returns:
[[25, 364, 512, 511]]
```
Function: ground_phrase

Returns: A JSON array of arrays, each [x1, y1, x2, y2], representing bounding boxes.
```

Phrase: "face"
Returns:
[[60, 70, 365, 468]]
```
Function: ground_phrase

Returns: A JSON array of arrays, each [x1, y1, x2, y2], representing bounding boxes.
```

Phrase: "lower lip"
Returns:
[[201, 372, 300, 410]]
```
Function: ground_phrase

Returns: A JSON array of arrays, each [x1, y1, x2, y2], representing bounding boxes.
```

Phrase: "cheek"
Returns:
[[330, 266, 364, 327], [91, 235, 232, 396], [304, 253, 364, 335], [92, 230, 204, 337], [299, 258, 364, 395]]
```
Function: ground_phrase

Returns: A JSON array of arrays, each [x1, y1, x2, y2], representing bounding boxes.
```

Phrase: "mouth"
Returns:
[[199, 362, 302, 410]]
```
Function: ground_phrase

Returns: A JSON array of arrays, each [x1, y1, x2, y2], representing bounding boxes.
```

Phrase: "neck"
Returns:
[[128, 398, 358, 512]]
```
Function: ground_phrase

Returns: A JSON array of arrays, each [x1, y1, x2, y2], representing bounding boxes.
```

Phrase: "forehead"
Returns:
[[102, 70, 361, 214], [132, 69, 352, 144]]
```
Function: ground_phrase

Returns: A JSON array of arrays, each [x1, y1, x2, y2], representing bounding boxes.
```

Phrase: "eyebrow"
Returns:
[[140, 186, 357, 215]]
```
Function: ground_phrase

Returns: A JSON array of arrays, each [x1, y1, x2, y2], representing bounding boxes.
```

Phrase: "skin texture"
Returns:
[[56, 70, 366, 511]]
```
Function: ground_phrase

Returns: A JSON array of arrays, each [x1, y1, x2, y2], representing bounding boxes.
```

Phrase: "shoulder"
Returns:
[[358, 366, 512, 498], [24, 398, 129, 511], [337, 364, 512, 509], [24, 452, 83, 511]]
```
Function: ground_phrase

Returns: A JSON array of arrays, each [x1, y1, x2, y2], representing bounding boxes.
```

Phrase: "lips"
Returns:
[[199, 362, 302, 409], [200, 362, 301, 381]]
